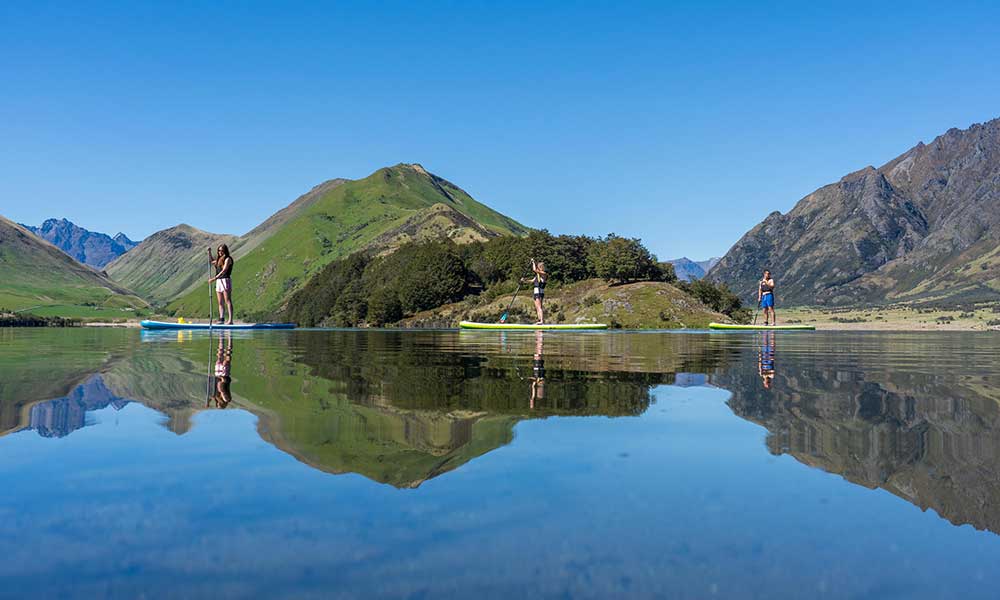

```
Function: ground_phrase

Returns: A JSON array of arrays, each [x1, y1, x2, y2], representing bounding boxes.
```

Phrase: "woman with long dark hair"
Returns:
[[208, 244, 235, 324]]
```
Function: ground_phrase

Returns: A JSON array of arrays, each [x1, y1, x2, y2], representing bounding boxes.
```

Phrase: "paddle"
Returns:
[[499, 278, 524, 323], [208, 249, 214, 330], [206, 328, 213, 407], [752, 298, 761, 326]]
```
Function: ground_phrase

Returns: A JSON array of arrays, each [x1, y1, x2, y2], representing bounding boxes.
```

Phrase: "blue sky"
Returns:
[[2, 1, 998, 259]]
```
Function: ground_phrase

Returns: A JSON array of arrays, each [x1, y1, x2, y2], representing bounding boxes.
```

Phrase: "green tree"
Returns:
[[367, 288, 403, 325], [587, 234, 658, 284], [392, 243, 469, 313]]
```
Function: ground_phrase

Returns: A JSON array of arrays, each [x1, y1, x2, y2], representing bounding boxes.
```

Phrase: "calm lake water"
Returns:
[[2, 328, 999, 599]]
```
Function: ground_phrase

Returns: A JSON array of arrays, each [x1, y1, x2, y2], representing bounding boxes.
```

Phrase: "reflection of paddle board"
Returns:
[[459, 321, 608, 330], [708, 322, 815, 331], [140, 320, 296, 330]]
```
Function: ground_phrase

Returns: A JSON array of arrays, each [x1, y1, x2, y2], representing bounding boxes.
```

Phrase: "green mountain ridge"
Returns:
[[0, 215, 147, 315], [108, 164, 527, 317]]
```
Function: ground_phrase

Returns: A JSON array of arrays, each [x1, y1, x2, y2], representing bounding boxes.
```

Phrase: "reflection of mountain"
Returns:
[[0, 328, 134, 436], [722, 365, 1000, 534], [27, 375, 128, 437], [1, 331, 713, 488]]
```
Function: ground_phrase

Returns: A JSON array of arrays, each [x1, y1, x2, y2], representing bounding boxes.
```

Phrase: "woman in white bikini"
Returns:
[[208, 244, 235, 325]]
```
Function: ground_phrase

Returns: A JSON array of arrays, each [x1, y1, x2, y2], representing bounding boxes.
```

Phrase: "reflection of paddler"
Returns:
[[209, 333, 234, 408], [758, 331, 775, 390], [530, 330, 545, 409]]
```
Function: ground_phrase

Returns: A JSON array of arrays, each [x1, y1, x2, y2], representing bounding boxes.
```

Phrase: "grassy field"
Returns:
[[780, 304, 1000, 330], [22, 305, 151, 319]]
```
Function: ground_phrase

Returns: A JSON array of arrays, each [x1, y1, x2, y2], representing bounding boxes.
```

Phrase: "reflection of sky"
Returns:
[[2, 385, 1000, 598]]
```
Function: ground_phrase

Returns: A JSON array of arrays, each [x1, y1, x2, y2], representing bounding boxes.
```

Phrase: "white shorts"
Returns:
[[216, 278, 232, 293]]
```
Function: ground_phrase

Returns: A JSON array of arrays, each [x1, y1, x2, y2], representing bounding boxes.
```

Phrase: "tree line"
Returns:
[[276, 230, 747, 327]]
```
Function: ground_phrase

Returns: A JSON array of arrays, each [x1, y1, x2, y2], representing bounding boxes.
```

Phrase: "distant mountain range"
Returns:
[[120, 163, 529, 315], [667, 257, 720, 281], [709, 118, 1000, 306], [21, 218, 138, 268], [0, 216, 146, 313]]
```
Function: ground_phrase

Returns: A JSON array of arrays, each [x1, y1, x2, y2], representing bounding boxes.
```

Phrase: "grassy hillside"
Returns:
[[106, 224, 237, 305], [163, 164, 527, 318], [403, 279, 729, 329], [0, 215, 148, 316]]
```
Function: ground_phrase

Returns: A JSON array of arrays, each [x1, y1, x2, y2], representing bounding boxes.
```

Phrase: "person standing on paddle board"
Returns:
[[521, 259, 548, 324], [208, 244, 235, 325], [758, 269, 776, 326]]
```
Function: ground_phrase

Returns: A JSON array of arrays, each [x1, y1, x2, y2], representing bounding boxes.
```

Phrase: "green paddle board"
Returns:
[[708, 322, 815, 331], [459, 321, 608, 330]]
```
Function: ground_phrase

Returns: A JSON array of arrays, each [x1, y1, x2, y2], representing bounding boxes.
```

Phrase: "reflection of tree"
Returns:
[[287, 331, 670, 417], [2, 330, 741, 488], [723, 363, 1000, 535]]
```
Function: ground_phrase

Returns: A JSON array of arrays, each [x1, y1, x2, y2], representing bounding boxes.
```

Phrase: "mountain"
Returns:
[[667, 257, 720, 281], [697, 257, 721, 273], [113, 232, 139, 251], [22, 218, 139, 268], [0, 215, 146, 313], [709, 118, 1000, 306], [163, 164, 528, 317], [105, 224, 238, 305]]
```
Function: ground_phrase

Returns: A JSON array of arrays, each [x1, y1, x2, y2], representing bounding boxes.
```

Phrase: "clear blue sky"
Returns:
[[2, 1, 998, 259]]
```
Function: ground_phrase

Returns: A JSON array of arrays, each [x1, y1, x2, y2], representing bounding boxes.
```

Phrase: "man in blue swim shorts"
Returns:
[[758, 269, 776, 326]]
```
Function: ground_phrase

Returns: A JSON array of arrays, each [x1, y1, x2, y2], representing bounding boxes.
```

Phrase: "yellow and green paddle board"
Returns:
[[708, 322, 815, 331], [459, 321, 608, 330]]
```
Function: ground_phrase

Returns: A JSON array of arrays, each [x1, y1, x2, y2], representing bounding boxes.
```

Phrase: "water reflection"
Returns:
[[27, 375, 129, 437], [530, 330, 545, 409], [758, 331, 775, 390], [3, 328, 1000, 538], [209, 333, 234, 409], [723, 338, 1000, 535]]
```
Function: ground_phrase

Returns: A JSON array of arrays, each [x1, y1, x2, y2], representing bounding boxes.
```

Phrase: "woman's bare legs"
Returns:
[[222, 289, 234, 324], [216, 291, 225, 324], [534, 297, 544, 324]]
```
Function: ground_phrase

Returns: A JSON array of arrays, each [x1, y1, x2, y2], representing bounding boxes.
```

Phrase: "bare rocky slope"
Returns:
[[22, 218, 138, 268], [709, 118, 1000, 306]]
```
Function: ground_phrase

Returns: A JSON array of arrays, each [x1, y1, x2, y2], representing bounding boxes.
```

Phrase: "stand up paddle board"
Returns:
[[459, 321, 608, 330], [708, 322, 815, 331], [141, 320, 296, 330]]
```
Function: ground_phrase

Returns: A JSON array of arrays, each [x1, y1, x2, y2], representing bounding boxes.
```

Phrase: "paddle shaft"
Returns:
[[500, 280, 523, 321], [208, 255, 214, 328]]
